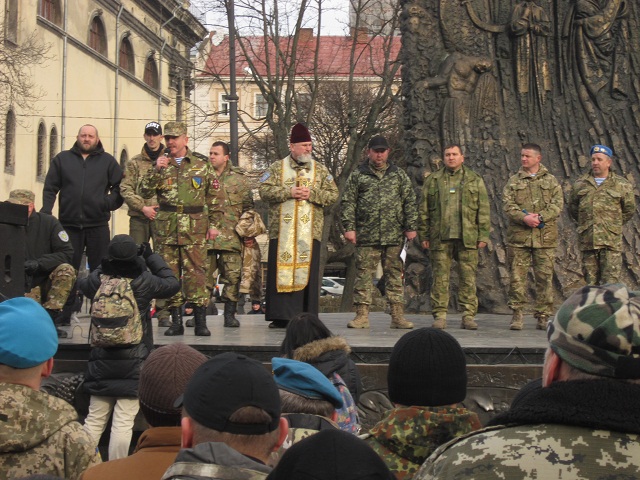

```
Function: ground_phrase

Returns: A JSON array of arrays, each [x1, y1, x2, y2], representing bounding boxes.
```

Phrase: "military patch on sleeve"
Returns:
[[327, 174, 333, 182], [192, 176, 203, 189], [260, 171, 271, 183], [58, 230, 70, 242]]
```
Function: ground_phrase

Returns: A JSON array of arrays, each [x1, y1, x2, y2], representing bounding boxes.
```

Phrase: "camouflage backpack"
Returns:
[[90, 274, 142, 347]]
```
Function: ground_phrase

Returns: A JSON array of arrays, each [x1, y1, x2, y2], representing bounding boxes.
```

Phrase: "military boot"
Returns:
[[461, 316, 478, 330], [347, 304, 370, 328], [432, 316, 447, 329], [194, 306, 211, 336], [164, 307, 184, 336], [536, 314, 549, 331], [46, 308, 68, 338], [510, 310, 524, 330], [224, 302, 240, 328], [185, 310, 195, 328], [390, 303, 414, 329]]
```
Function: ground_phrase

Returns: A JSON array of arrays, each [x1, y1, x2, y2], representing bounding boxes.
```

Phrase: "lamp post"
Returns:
[[227, 0, 239, 166]]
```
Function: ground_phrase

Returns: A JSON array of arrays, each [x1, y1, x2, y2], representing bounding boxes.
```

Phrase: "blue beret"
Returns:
[[0, 298, 58, 368], [272, 357, 343, 408], [590, 144, 613, 157]]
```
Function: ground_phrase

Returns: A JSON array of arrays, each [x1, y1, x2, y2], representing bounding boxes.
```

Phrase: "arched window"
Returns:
[[39, 0, 61, 25], [119, 149, 128, 169], [143, 55, 159, 89], [89, 15, 107, 56], [4, 110, 16, 174], [49, 125, 58, 163], [119, 36, 135, 74], [37, 121, 47, 180]]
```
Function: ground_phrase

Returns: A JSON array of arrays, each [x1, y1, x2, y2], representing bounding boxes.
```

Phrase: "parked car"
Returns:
[[321, 277, 345, 295]]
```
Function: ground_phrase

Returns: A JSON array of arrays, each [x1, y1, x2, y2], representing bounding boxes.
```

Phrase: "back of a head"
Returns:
[[267, 429, 394, 480], [387, 328, 467, 407], [548, 283, 640, 380], [280, 313, 333, 357], [139, 343, 207, 426]]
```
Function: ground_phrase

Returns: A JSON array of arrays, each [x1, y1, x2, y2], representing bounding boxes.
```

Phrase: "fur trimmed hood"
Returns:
[[292, 336, 351, 363]]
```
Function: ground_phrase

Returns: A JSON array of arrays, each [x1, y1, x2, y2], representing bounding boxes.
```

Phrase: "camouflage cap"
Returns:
[[163, 121, 187, 136], [548, 284, 640, 379], [7, 189, 35, 205]]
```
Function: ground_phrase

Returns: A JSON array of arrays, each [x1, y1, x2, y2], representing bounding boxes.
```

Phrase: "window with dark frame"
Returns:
[[37, 122, 46, 180], [89, 16, 107, 56], [143, 56, 159, 89], [119, 37, 135, 74], [5, 110, 16, 174]]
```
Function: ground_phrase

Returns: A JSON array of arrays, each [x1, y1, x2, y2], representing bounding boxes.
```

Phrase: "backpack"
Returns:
[[90, 274, 142, 347], [330, 372, 360, 434]]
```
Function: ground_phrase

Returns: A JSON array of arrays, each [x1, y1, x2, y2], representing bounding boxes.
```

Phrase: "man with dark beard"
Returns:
[[259, 123, 339, 328]]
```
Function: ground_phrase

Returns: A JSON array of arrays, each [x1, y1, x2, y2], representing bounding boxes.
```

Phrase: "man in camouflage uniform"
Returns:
[[503, 143, 563, 330], [569, 144, 635, 285], [418, 144, 490, 330], [0, 297, 101, 478], [259, 123, 339, 328], [7, 189, 76, 338], [162, 353, 287, 479], [120, 121, 171, 327], [139, 121, 218, 336], [205, 141, 254, 328], [416, 283, 640, 480], [341, 135, 417, 329]]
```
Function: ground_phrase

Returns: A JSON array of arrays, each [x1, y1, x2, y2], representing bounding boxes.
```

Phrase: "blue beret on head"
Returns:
[[590, 144, 613, 157], [272, 357, 343, 408], [0, 298, 58, 368]]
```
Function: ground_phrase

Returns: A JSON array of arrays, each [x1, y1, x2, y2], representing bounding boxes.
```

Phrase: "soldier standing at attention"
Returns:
[[418, 144, 490, 330], [205, 141, 254, 328], [139, 122, 218, 336], [569, 144, 635, 285], [503, 143, 563, 331], [341, 135, 418, 330]]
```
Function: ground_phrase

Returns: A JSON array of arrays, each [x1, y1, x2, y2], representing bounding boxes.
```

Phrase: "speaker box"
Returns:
[[0, 202, 28, 301]]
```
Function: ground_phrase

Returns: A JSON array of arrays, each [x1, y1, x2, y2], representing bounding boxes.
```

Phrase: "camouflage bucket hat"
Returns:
[[163, 121, 187, 136], [548, 284, 640, 379]]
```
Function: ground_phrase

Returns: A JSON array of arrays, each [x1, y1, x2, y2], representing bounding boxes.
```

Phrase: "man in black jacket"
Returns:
[[7, 189, 75, 338]]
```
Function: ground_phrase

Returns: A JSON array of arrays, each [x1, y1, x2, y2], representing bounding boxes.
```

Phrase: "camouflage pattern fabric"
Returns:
[[354, 245, 404, 305], [341, 162, 418, 246], [418, 166, 490, 250], [239, 242, 262, 297], [507, 246, 555, 315], [363, 406, 481, 480], [548, 283, 640, 378], [120, 146, 159, 219], [206, 251, 242, 302], [25, 263, 76, 311], [0, 383, 101, 479], [581, 248, 622, 285], [430, 241, 479, 318], [159, 242, 208, 307], [259, 156, 339, 241], [90, 275, 142, 347]]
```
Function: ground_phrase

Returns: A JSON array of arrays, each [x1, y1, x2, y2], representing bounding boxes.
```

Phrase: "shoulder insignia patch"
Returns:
[[58, 230, 70, 242], [260, 171, 271, 183]]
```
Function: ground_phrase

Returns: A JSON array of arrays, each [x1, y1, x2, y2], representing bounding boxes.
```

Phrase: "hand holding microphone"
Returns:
[[155, 147, 171, 171]]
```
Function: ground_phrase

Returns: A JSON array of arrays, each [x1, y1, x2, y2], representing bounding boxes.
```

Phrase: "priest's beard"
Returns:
[[296, 153, 312, 164]]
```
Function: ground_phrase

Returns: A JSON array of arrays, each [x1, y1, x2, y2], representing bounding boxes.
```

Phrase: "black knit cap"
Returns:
[[387, 328, 467, 407], [108, 234, 139, 262], [266, 429, 395, 480]]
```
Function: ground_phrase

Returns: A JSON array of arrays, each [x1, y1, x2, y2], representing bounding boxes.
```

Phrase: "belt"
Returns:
[[159, 204, 204, 214]]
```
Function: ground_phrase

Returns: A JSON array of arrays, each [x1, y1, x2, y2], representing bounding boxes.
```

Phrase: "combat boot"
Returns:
[[347, 304, 370, 328], [461, 316, 478, 330], [432, 316, 447, 329], [46, 308, 68, 338], [164, 307, 184, 336], [224, 302, 240, 328], [390, 303, 414, 329], [193, 306, 211, 336], [510, 310, 524, 330], [536, 314, 549, 331], [185, 311, 195, 328]]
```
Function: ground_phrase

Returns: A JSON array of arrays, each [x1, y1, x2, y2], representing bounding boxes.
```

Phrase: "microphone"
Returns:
[[159, 147, 171, 169]]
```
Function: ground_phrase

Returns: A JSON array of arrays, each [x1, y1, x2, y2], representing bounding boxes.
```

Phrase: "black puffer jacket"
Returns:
[[292, 336, 363, 403], [79, 253, 179, 397]]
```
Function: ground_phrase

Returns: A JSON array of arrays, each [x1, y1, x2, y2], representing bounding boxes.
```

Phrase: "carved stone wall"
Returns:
[[402, 0, 640, 313]]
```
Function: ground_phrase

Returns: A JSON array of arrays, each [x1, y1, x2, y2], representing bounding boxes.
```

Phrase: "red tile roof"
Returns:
[[201, 32, 401, 79]]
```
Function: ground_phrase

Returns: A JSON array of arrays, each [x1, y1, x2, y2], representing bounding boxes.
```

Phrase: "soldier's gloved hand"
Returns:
[[139, 242, 154, 260], [24, 260, 39, 275]]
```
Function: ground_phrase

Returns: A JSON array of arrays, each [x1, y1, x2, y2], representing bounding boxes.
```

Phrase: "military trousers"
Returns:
[[582, 248, 622, 285], [430, 240, 478, 318], [25, 263, 77, 311], [354, 244, 404, 306], [507, 246, 555, 316], [128, 215, 154, 245], [157, 242, 208, 307], [206, 250, 242, 303]]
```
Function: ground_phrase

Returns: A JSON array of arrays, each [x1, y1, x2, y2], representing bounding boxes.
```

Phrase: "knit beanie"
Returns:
[[387, 328, 467, 407], [290, 123, 312, 144], [139, 344, 207, 426], [266, 429, 395, 480], [108, 234, 139, 262]]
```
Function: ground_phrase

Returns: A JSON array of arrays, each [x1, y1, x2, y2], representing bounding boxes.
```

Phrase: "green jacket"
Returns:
[[569, 172, 635, 251], [259, 156, 339, 241], [502, 164, 563, 248], [139, 149, 217, 246], [120, 146, 160, 218], [418, 166, 490, 250], [341, 162, 418, 246], [209, 163, 254, 252]]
